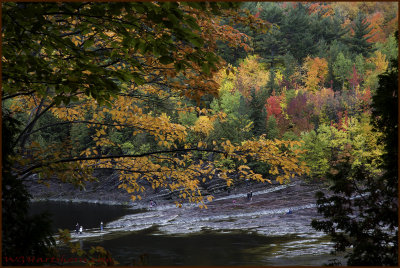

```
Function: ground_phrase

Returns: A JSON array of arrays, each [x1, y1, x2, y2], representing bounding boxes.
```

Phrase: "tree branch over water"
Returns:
[[17, 147, 226, 179]]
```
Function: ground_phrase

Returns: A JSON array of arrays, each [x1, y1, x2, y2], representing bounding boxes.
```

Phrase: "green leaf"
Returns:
[[159, 56, 174, 65], [184, 16, 201, 31], [184, 2, 205, 11], [132, 73, 145, 85], [202, 63, 210, 74], [174, 61, 183, 71]]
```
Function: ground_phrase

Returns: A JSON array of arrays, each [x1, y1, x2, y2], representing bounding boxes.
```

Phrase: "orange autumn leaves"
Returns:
[[303, 56, 328, 92]]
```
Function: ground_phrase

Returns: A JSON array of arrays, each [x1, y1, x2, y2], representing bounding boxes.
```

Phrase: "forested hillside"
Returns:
[[215, 2, 398, 182], [2, 2, 398, 266]]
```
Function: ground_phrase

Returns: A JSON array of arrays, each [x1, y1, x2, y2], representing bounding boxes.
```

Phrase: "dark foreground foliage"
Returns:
[[311, 53, 398, 265], [2, 112, 56, 265]]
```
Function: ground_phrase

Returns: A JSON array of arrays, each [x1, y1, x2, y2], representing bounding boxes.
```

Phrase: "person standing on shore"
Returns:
[[100, 221, 103, 232], [247, 191, 253, 202], [149, 199, 157, 209], [79, 225, 83, 234], [75, 223, 79, 234]]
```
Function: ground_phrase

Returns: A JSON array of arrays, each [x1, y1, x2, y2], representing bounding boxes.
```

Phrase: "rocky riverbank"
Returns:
[[24, 171, 325, 209], [28, 172, 340, 264], [25, 172, 133, 206], [64, 178, 328, 242]]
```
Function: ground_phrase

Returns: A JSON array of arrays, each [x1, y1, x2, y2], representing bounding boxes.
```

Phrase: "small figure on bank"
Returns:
[[247, 191, 253, 201], [79, 225, 83, 234], [100, 221, 103, 232], [286, 209, 292, 215], [75, 223, 79, 234], [149, 200, 156, 208]]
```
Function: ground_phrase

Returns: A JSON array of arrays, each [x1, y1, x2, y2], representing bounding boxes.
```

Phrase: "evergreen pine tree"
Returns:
[[247, 87, 268, 137], [280, 3, 316, 62], [280, 53, 299, 90], [333, 52, 352, 90], [266, 115, 279, 140], [310, 12, 348, 45], [347, 12, 376, 57], [326, 40, 350, 90], [253, 27, 288, 64], [258, 2, 284, 24], [252, 3, 288, 63], [266, 68, 278, 94]]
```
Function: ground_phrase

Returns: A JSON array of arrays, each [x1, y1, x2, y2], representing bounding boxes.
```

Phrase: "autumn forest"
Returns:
[[2, 2, 398, 266]]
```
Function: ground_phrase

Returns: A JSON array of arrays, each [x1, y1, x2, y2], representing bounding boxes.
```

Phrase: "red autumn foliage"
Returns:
[[266, 95, 282, 119], [367, 12, 387, 43], [347, 64, 362, 90], [332, 110, 349, 131], [286, 93, 315, 135]]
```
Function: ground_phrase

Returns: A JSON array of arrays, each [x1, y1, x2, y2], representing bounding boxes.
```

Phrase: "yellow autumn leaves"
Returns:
[[10, 86, 309, 207]]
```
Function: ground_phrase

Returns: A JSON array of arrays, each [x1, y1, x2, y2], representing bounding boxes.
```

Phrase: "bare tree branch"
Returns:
[[26, 120, 133, 136]]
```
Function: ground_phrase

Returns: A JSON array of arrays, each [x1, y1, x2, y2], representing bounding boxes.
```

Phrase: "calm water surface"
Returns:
[[29, 201, 138, 232], [30, 201, 344, 265], [83, 229, 337, 266]]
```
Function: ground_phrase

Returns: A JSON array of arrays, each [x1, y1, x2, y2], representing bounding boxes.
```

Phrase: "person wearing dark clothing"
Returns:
[[149, 200, 157, 208], [100, 221, 103, 232], [247, 191, 253, 201], [75, 223, 79, 234]]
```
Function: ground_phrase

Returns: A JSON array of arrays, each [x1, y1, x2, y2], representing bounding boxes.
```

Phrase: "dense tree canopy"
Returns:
[[3, 2, 247, 104], [311, 55, 398, 266], [3, 2, 305, 208]]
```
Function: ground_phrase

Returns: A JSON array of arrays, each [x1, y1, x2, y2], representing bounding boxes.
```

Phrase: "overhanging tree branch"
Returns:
[[17, 147, 226, 179], [2, 91, 36, 101], [14, 100, 56, 150], [26, 120, 134, 136]]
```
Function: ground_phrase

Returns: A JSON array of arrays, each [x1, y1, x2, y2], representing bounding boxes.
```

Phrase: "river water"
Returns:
[[29, 201, 140, 232], [29, 182, 346, 265]]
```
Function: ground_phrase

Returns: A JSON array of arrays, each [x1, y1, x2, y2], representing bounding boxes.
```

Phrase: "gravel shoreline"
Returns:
[[25, 172, 324, 209]]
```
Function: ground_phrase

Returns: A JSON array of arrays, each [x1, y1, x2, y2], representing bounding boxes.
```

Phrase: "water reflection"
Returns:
[[31, 201, 344, 265], [29, 201, 140, 232], [82, 229, 339, 266]]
